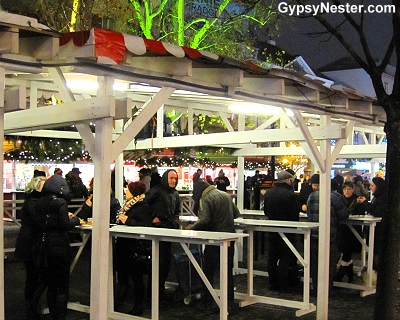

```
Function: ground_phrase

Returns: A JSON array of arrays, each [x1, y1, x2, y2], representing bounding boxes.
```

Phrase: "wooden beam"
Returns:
[[128, 125, 344, 150], [4, 96, 115, 133], [127, 56, 192, 76], [111, 87, 176, 160], [192, 68, 243, 87], [4, 86, 26, 112], [0, 27, 18, 54], [241, 78, 284, 95], [284, 84, 319, 102]]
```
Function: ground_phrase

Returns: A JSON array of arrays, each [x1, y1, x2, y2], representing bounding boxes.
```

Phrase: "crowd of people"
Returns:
[[14, 164, 387, 319], [15, 165, 241, 319], [262, 169, 388, 297]]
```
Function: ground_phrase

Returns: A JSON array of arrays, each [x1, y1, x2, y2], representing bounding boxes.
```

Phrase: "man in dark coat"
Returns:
[[187, 179, 240, 314], [65, 168, 88, 199], [263, 170, 300, 291], [146, 169, 180, 301]]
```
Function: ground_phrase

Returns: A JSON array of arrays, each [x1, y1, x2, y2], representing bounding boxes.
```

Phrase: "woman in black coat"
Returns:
[[14, 175, 47, 319], [114, 181, 153, 316], [335, 181, 365, 283], [33, 175, 80, 320]]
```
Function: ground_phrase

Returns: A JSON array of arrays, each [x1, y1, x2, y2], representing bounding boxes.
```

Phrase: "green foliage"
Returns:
[[4, 136, 90, 163], [25, 0, 284, 62]]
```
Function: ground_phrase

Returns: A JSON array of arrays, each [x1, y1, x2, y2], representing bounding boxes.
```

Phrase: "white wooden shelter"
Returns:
[[0, 12, 387, 320]]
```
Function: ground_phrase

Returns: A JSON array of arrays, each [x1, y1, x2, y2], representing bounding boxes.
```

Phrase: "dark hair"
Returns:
[[371, 177, 386, 196], [193, 172, 201, 183], [128, 181, 146, 196], [353, 175, 363, 183], [342, 181, 355, 190]]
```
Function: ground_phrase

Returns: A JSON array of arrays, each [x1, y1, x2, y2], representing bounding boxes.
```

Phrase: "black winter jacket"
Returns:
[[34, 194, 80, 257], [78, 195, 121, 224], [115, 197, 153, 269], [14, 191, 42, 261], [146, 169, 180, 229], [263, 182, 299, 222]]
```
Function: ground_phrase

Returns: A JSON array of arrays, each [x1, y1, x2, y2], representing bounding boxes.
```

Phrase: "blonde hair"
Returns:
[[25, 176, 46, 194]]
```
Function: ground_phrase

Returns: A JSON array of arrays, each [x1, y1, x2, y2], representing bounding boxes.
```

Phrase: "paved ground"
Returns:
[[5, 238, 400, 320]]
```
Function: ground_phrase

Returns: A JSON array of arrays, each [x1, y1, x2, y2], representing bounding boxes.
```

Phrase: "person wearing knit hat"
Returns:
[[264, 170, 299, 291], [114, 180, 152, 316], [310, 173, 320, 186]]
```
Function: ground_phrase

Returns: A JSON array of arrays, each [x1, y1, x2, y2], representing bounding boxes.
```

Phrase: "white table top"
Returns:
[[240, 209, 264, 216], [345, 215, 382, 224], [179, 215, 198, 222], [109, 225, 247, 242], [234, 217, 319, 229]]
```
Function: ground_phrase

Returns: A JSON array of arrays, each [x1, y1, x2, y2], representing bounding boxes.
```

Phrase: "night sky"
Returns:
[[273, 0, 394, 70]]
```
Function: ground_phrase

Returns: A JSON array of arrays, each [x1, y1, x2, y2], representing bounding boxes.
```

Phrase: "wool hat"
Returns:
[[54, 167, 63, 175], [285, 168, 296, 176], [277, 171, 293, 181], [331, 179, 339, 191], [71, 168, 82, 174], [310, 174, 320, 184], [33, 169, 46, 177], [128, 181, 147, 197]]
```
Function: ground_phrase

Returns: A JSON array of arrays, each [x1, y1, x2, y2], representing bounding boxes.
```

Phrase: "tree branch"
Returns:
[[295, 0, 371, 74]]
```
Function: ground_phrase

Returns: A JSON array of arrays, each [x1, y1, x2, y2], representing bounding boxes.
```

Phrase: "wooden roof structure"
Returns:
[[0, 12, 387, 319]]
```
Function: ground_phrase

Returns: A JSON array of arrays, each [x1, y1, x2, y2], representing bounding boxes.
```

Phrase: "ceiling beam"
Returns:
[[4, 96, 115, 133], [128, 125, 345, 150], [233, 144, 387, 158]]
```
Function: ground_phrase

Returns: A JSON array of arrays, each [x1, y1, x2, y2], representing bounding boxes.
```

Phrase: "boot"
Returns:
[[346, 263, 354, 283], [334, 265, 347, 282], [51, 294, 68, 320]]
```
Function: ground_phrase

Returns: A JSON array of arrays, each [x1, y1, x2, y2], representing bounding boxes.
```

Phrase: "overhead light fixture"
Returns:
[[228, 103, 279, 115], [286, 109, 294, 117]]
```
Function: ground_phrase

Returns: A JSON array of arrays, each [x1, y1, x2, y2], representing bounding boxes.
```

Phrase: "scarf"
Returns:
[[116, 194, 145, 223]]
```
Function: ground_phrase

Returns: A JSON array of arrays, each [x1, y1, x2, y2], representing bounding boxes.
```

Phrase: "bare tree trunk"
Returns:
[[374, 105, 400, 319]]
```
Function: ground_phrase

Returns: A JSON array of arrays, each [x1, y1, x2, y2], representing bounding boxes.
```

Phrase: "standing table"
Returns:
[[334, 215, 382, 297], [234, 218, 318, 317], [109, 226, 248, 320]]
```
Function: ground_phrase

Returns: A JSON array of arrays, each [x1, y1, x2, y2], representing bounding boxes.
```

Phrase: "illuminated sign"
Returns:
[[189, 0, 223, 18]]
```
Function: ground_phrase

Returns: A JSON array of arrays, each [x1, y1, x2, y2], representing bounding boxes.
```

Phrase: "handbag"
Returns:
[[129, 239, 152, 271], [32, 213, 50, 272]]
